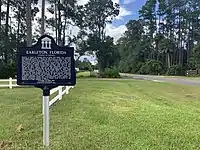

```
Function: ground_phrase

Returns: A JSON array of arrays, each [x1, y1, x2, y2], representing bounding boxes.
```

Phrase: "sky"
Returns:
[[77, 0, 147, 42]]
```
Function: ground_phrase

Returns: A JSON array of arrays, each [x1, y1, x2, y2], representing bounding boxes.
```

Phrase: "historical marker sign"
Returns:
[[17, 35, 76, 87]]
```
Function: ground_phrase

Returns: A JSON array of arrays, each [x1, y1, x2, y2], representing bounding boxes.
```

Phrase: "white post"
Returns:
[[42, 98, 44, 115], [59, 86, 62, 100], [66, 86, 69, 94], [9, 77, 12, 89], [43, 96, 49, 147]]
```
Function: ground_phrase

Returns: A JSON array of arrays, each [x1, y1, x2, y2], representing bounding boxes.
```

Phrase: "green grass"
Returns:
[[120, 73, 200, 80], [1, 79, 200, 149], [0, 81, 17, 85], [76, 71, 91, 78]]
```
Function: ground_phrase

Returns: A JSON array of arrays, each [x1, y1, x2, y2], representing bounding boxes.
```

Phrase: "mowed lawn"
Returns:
[[0, 79, 200, 149]]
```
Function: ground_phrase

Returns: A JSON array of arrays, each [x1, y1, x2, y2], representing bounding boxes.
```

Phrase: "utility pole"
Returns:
[[41, 0, 45, 35]]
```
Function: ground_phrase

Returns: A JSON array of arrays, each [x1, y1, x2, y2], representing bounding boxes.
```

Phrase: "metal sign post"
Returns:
[[17, 35, 76, 147], [43, 86, 50, 147]]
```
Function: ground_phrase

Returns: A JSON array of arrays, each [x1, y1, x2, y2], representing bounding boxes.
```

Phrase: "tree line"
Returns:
[[117, 0, 200, 76], [0, 0, 120, 78], [0, 0, 200, 78]]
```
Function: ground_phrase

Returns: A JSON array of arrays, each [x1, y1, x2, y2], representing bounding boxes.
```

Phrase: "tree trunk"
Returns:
[[178, 10, 182, 66], [26, 0, 32, 46], [0, 0, 2, 33], [55, 0, 58, 44], [41, 0, 45, 36], [167, 53, 171, 68], [157, 52, 159, 61], [58, 0, 62, 46], [62, 18, 67, 46], [17, 6, 20, 48], [4, 0, 11, 64]]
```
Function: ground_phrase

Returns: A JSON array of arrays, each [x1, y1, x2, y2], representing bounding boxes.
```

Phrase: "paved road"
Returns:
[[120, 73, 200, 86]]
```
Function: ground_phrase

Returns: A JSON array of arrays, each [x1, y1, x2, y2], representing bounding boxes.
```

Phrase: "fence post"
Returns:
[[59, 86, 62, 100], [9, 77, 12, 89], [66, 86, 69, 94]]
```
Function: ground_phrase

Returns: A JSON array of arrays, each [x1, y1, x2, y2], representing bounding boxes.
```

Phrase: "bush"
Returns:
[[76, 61, 93, 71], [0, 61, 17, 79], [138, 60, 163, 75], [99, 67, 120, 78], [166, 65, 185, 76], [138, 63, 148, 74], [89, 71, 98, 78]]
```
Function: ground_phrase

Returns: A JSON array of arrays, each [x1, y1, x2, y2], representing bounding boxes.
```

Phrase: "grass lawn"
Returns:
[[0, 79, 200, 149], [76, 71, 91, 77]]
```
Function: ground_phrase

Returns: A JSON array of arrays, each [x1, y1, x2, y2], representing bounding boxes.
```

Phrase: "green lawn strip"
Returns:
[[77, 71, 91, 77], [0, 79, 200, 149], [121, 72, 200, 80], [0, 81, 17, 85]]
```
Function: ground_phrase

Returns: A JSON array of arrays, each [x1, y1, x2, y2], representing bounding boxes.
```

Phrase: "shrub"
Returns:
[[99, 67, 120, 78], [166, 65, 185, 76], [138, 63, 148, 74], [76, 61, 93, 71], [138, 60, 163, 75], [0, 61, 16, 79], [89, 71, 98, 78]]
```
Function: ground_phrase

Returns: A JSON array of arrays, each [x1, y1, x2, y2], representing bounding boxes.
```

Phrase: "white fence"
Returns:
[[0, 77, 74, 107], [0, 77, 19, 89], [48, 85, 73, 107]]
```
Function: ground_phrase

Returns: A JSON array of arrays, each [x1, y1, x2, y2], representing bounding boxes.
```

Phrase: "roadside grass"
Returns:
[[0, 79, 200, 149], [76, 71, 91, 78], [0, 81, 17, 85], [120, 72, 200, 80]]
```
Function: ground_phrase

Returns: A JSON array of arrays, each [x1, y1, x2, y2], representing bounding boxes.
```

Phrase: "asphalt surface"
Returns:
[[120, 73, 200, 87]]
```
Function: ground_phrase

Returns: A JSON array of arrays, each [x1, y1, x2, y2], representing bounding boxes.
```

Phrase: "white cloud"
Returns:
[[116, 7, 132, 20], [123, 0, 136, 4], [106, 24, 127, 42], [113, 0, 120, 3], [77, 0, 120, 5], [77, 0, 132, 20], [77, 0, 89, 5]]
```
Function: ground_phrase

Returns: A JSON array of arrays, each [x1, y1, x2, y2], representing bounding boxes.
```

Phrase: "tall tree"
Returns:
[[79, 0, 119, 72], [139, 0, 157, 59], [0, 0, 2, 33], [4, 0, 11, 64], [26, 0, 32, 46], [47, 0, 78, 46], [41, 0, 45, 35]]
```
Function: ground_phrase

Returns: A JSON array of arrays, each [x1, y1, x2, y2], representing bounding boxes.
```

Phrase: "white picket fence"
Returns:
[[0, 77, 74, 107]]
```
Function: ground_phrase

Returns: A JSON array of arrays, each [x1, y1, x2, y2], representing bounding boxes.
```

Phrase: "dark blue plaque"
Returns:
[[17, 35, 76, 88]]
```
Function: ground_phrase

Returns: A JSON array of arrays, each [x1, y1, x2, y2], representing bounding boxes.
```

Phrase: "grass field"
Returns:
[[0, 79, 200, 149]]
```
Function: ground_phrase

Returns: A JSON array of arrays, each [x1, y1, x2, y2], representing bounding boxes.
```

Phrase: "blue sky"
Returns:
[[112, 0, 147, 27], [103, 0, 147, 42]]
